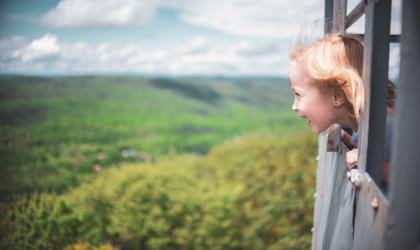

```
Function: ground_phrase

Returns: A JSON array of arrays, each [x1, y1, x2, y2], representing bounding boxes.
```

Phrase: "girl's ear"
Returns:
[[332, 93, 345, 107]]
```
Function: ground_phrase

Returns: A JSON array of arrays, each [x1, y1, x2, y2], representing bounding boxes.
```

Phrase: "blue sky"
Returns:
[[0, 0, 400, 76]]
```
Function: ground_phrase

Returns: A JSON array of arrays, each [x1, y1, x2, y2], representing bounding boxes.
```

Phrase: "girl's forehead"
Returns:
[[289, 63, 299, 81], [289, 61, 306, 78], [289, 63, 309, 85], [290, 72, 322, 96], [289, 61, 299, 73]]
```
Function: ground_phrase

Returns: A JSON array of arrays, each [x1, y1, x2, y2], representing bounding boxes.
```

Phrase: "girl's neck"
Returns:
[[339, 113, 358, 132], [349, 118, 358, 132]]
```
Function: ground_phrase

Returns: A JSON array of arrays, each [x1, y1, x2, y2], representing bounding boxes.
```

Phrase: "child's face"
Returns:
[[289, 62, 342, 134]]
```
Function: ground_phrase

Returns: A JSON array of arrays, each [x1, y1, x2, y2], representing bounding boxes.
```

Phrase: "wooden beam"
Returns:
[[385, 0, 420, 248], [346, 0, 367, 29], [344, 33, 401, 43], [358, 0, 391, 183], [325, 0, 334, 33], [332, 0, 347, 32]]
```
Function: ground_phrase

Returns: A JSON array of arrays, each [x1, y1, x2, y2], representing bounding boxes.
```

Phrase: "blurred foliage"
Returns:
[[0, 76, 315, 249], [0, 76, 305, 196], [0, 132, 317, 249], [0, 192, 81, 250]]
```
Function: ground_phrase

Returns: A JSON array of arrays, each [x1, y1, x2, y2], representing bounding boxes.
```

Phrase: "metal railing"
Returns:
[[315, 0, 420, 249]]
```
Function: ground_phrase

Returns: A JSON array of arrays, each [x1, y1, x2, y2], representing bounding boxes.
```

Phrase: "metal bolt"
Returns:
[[349, 169, 362, 186]]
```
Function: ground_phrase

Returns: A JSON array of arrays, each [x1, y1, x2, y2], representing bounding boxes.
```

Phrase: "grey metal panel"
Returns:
[[313, 133, 355, 250], [312, 133, 338, 250], [385, 0, 420, 248], [327, 154, 355, 250], [358, 0, 391, 184], [352, 173, 389, 250]]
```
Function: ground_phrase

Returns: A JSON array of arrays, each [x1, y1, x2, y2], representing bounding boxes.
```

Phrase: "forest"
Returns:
[[0, 76, 316, 249]]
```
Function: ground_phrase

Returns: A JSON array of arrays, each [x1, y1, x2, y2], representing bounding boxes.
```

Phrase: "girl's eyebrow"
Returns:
[[290, 86, 302, 94]]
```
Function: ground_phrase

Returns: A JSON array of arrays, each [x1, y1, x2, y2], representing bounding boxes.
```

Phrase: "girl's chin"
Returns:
[[310, 127, 322, 135], [308, 122, 323, 135]]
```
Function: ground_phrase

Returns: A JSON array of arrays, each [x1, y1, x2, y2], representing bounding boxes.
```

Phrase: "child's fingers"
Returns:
[[346, 149, 358, 169]]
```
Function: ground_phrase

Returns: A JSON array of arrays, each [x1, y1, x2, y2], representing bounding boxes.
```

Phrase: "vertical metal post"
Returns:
[[358, 0, 391, 184], [386, 0, 420, 248]]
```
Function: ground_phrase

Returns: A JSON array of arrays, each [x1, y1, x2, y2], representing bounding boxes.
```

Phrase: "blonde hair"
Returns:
[[290, 33, 365, 121]]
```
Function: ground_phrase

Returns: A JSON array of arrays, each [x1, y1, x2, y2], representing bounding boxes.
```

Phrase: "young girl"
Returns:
[[289, 33, 364, 136], [289, 33, 394, 187]]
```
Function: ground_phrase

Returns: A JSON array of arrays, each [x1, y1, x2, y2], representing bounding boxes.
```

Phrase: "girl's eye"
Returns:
[[294, 92, 301, 97]]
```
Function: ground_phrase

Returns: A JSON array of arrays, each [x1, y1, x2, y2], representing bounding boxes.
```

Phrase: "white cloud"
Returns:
[[1, 32, 399, 77], [42, 0, 323, 39], [42, 0, 158, 28], [5, 0, 402, 76], [40, 0, 401, 41], [36, 0, 324, 75], [179, 36, 209, 54], [0, 36, 27, 60], [1, 34, 289, 75], [176, 0, 323, 38], [230, 40, 280, 57], [12, 34, 61, 62]]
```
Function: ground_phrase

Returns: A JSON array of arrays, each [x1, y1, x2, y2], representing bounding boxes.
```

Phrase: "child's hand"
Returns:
[[340, 129, 356, 150], [341, 129, 352, 145], [346, 148, 358, 169]]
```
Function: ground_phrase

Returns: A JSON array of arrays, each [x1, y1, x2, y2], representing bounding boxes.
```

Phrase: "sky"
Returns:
[[0, 0, 401, 77]]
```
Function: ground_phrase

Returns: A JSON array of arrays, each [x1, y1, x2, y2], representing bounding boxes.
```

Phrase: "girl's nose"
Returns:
[[292, 100, 298, 112]]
